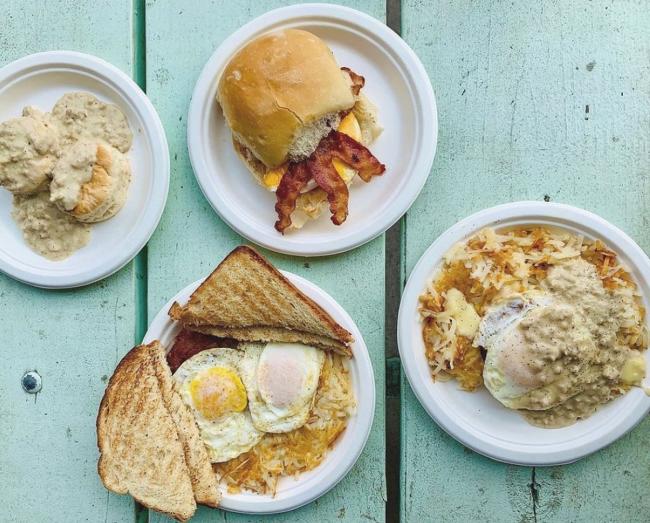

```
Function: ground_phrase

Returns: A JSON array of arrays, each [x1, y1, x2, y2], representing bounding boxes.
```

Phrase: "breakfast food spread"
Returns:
[[216, 29, 385, 233], [419, 227, 648, 427], [97, 246, 355, 520], [0, 92, 133, 260]]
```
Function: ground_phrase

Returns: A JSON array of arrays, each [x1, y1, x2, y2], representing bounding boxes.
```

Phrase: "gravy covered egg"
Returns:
[[476, 259, 646, 427]]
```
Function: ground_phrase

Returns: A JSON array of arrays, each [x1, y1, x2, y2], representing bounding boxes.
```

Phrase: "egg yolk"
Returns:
[[332, 113, 362, 181], [257, 357, 305, 409], [263, 165, 287, 189], [189, 367, 247, 420], [621, 355, 646, 385]]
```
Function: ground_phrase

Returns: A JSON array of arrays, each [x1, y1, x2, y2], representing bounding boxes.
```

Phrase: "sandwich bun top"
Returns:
[[217, 29, 355, 169]]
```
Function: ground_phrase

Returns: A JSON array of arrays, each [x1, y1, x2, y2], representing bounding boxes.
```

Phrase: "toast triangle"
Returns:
[[168, 246, 353, 356], [97, 341, 220, 521], [97, 342, 197, 521], [150, 343, 221, 508]]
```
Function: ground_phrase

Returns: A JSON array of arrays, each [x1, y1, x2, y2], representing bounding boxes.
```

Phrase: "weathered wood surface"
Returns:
[[0, 1, 136, 521], [145, 1, 386, 521], [401, 1, 650, 522], [4, 0, 650, 522]]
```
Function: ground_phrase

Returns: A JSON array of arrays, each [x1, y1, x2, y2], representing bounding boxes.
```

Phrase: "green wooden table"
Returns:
[[2, 1, 649, 522]]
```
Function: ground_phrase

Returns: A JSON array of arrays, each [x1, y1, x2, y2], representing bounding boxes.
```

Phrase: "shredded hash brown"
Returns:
[[419, 227, 647, 391], [213, 352, 354, 495]]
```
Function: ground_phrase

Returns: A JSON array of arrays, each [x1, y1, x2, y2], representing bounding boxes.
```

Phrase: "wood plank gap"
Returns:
[[132, 0, 149, 521], [385, 2, 402, 522]]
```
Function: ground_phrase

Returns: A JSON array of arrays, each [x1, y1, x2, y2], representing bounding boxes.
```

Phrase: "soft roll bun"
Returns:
[[217, 29, 355, 169]]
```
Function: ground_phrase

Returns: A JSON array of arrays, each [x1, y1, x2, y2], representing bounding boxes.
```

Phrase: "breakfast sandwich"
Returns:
[[97, 246, 356, 518], [216, 29, 385, 232]]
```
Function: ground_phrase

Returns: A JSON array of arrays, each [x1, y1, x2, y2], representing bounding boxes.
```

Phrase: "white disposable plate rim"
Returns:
[[398, 201, 650, 466], [187, 3, 437, 256], [144, 270, 375, 514], [0, 51, 169, 288]]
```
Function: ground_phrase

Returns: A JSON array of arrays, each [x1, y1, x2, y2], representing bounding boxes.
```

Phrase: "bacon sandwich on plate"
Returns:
[[216, 29, 385, 233]]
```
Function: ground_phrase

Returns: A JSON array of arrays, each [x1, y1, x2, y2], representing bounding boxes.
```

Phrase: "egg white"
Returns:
[[239, 342, 325, 433], [479, 293, 553, 408]]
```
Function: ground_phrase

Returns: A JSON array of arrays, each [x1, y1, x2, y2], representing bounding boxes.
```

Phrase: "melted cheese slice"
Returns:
[[332, 112, 362, 183], [445, 288, 481, 338]]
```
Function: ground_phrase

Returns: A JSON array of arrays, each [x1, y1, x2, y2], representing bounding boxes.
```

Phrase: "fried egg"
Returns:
[[173, 348, 263, 463], [477, 293, 557, 409], [238, 342, 325, 433]]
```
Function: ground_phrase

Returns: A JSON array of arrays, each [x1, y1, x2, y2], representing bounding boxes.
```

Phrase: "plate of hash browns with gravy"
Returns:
[[398, 202, 650, 466]]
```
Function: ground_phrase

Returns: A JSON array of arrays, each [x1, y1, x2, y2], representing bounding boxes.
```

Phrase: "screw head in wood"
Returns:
[[21, 370, 42, 394]]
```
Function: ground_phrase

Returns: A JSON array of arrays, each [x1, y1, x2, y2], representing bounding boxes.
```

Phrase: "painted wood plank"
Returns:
[[145, 1, 387, 521], [401, 1, 650, 521], [0, 2, 137, 521]]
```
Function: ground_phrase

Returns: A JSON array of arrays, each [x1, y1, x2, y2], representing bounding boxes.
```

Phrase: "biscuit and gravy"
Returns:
[[0, 92, 133, 260]]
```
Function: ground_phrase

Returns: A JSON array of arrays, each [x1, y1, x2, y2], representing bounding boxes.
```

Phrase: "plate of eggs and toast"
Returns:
[[96, 246, 374, 519]]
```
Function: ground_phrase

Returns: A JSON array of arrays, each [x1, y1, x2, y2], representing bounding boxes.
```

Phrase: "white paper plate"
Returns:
[[398, 201, 650, 466], [0, 51, 169, 288], [187, 3, 437, 256], [144, 271, 375, 513]]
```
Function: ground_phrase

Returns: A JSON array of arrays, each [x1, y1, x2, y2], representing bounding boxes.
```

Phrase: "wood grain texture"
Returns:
[[144, 1, 386, 521], [401, 1, 650, 521], [0, 3, 136, 521]]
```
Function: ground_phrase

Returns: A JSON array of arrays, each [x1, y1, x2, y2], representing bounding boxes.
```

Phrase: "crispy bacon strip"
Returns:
[[275, 161, 312, 233], [274, 131, 385, 232], [308, 145, 349, 226], [341, 67, 365, 95], [322, 131, 386, 182]]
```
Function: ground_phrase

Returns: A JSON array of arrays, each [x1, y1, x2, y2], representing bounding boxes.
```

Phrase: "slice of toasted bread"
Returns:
[[150, 343, 221, 509], [97, 341, 221, 520], [168, 246, 353, 356], [97, 342, 197, 521], [191, 325, 351, 354]]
